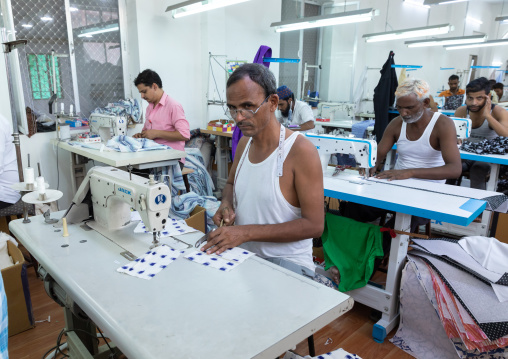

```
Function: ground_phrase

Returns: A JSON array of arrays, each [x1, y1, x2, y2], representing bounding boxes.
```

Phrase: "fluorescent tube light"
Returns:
[[445, 39, 508, 50], [69, 7, 78, 12], [21, 24, 33, 28], [403, 0, 430, 9], [495, 16, 508, 24], [405, 34, 486, 47], [363, 24, 453, 43], [41, 16, 53, 21], [271, 8, 379, 33], [423, 0, 468, 5], [492, 61, 503, 66], [166, 0, 250, 18], [78, 23, 119, 37]]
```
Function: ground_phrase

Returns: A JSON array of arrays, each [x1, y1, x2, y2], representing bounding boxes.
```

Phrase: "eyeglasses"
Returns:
[[225, 95, 271, 120]]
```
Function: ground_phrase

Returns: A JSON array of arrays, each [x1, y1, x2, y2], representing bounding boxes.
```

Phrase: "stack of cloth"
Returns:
[[183, 148, 215, 196], [351, 119, 375, 139], [392, 236, 508, 358], [106, 136, 169, 152], [461, 136, 508, 155], [91, 98, 141, 122]]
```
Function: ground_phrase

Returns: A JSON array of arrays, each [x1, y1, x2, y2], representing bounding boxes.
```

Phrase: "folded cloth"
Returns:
[[92, 98, 141, 122], [117, 245, 183, 280], [253, 45, 272, 68], [282, 349, 362, 359], [351, 119, 375, 138], [458, 236, 508, 275], [106, 136, 169, 152], [322, 214, 384, 292], [170, 192, 220, 232]]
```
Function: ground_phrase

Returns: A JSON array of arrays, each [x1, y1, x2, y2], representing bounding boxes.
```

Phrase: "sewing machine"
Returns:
[[305, 133, 377, 177], [450, 117, 472, 140], [68, 166, 171, 247], [89, 113, 127, 142], [318, 102, 356, 122]]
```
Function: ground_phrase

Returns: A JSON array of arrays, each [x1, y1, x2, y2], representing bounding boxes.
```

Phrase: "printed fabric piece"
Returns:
[[106, 136, 169, 152], [282, 348, 362, 359], [459, 236, 508, 277], [133, 218, 197, 237], [91, 98, 141, 122], [117, 245, 183, 280], [184, 247, 255, 272], [322, 214, 383, 292]]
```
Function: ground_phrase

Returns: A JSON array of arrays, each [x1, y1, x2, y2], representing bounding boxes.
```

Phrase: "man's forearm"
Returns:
[[221, 183, 234, 207], [408, 164, 461, 180], [486, 115, 508, 137], [152, 129, 189, 142], [240, 217, 323, 243], [297, 121, 315, 131]]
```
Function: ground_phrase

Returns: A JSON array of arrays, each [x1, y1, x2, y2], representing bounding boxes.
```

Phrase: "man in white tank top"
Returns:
[[453, 77, 508, 190], [372, 79, 461, 182], [200, 64, 324, 276]]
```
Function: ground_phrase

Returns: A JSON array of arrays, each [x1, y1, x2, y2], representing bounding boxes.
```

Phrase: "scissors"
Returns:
[[194, 219, 223, 248]]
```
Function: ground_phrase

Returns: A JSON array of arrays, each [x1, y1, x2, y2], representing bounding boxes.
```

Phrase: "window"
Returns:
[[27, 54, 62, 100]]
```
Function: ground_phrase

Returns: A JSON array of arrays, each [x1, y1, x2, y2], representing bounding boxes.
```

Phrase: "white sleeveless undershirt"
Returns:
[[235, 132, 315, 271], [395, 111, 446, 184]]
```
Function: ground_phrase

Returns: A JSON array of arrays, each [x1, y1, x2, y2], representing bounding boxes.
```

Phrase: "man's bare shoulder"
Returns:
[[434, 114, 456, 134], [493, 105, 508, 119], [454, 105, 467, 117], [287, 135, 320, 164]]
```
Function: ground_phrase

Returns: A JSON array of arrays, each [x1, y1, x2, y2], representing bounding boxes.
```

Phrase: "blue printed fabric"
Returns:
[[151, 164, 186, 198], [351, 119, 375, 139], [184, 148, 215, 196], [0, 274, 8, 358], [92, 98, 141, 123], [170, 192, 220, 232], [107, 136, 169, 152]]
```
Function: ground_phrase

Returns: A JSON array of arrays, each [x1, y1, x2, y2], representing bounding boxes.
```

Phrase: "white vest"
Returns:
[[235, 132, 315, 271], [395, 111, 446, 184]]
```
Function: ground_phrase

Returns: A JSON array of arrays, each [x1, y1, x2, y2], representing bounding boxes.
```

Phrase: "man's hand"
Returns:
[[133, 133, 142, 138], [482, 95, 492, 119], [139, 129, 157, 140], [212, 205, 236, 226], [200, 226, 246, 255], [375, 169, 414, 181], [359, 167, 377, 177]]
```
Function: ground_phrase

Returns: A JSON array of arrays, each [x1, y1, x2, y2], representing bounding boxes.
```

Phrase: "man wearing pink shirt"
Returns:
[[133, 69, 190, 165]]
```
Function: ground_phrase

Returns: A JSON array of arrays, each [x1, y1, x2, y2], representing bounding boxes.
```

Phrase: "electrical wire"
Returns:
[[209, 59, 226, 113], [97, 327, 118, 359]]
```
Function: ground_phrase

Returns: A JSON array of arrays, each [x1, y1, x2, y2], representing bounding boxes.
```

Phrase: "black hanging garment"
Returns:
[[373, 51, 398, 143]]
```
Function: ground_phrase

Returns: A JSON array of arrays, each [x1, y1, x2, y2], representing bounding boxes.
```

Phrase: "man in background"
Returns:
[[0, 115, 20, 209], [133, 69, 190, 165], [438, 74, 465, 110], [493, 82, 507, 102], [276, 85, 315, 131]]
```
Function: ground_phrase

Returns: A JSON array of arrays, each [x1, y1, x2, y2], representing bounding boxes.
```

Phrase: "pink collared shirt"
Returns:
[[144, 92, 190, 162]]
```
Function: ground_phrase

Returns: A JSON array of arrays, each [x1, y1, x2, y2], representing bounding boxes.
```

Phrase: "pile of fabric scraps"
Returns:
[[117, 245, 184, 280], [351, 119, 375, 139], [391, 236, 508, 359], [461, 136, 508, 155], [92, 98, 141, 123], [170, 192, 220, 232], [282, 348, 362, 359], [184, 148, 215, 196], [184, 246, 255, 272], [106, 136, 169, 152]]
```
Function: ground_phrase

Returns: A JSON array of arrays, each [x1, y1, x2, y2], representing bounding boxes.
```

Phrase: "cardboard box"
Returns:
[[185, 205, 206, 233], [2, 241, 35, 336], [207, 120, 235, 133]]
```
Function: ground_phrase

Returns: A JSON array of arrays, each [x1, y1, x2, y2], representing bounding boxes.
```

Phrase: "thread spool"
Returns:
[[24, 167, 35, 184], [69, 104, 74, 116], [60, 103, 64, 113], [62, 217, 69, 237], [36, 176, 46, 194]]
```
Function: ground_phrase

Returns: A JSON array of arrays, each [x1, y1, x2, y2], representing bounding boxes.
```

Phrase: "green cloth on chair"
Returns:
[[322, 213, 384, 292]]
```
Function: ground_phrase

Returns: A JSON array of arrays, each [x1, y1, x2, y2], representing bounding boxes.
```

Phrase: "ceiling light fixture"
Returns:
[[495, 16, 508, 24], [363, 24, 453, 42], [41, 16, 53, 21], [21, 24, 33, 28], [445, 39, 508, 50], [166, 0, 250, 18], [403, 0, 430, 9], [69, 7, 78, 12], [405, 34, 486, 47], [271, 8, 379, 33], [423, 0, 468, 5], [492, 61, 503, 66], [78, 23, 119, 37]]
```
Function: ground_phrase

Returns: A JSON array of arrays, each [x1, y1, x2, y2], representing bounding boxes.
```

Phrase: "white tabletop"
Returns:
[[320, 120, 374, 130], [10, 214, 352, 359], [323, 169, 487, 226], [53, 139, 186, 167]]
